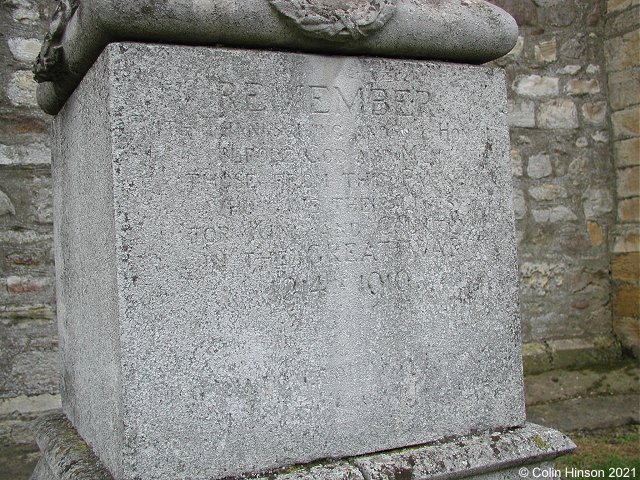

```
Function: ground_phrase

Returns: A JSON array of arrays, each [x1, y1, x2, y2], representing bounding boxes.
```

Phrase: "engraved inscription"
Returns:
[[140, 63, 508, 308]]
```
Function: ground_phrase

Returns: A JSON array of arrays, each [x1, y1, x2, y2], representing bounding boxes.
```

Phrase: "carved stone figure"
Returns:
[[33, 0, 79, 82]]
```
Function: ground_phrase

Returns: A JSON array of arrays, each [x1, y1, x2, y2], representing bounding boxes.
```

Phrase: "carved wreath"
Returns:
[[269, 0, 397, 41]]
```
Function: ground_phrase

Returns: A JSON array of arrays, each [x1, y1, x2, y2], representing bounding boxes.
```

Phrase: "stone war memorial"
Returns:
[[29, 0, 575, 479]]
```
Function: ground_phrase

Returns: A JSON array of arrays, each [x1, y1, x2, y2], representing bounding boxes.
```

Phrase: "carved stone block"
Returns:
[[53, 43, 524, 480]]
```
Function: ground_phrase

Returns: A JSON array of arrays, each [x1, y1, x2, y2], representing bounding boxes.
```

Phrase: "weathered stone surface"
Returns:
[[532, 206, 577, 223], [7, 37, 42, 64], [33, 0, 519, 114], [7, 70, 38, 107], [525, 362, 640, 406], [0, 313, 58, 399], [566, 79, 601, 95], [508, 100, 536, 128], [586, 220, 605, 246], [559, 38, 585, 59], [0, 143, 51, 166], [31, 412, 573, 480], [548, 337, 622, 371], [489, 0, 537, 26], [529, 184, 567, 201], [613, 317, 640, 356], [514, 75, 559, 97], [615, 138, 640, 167], [513, 189, 527, 219], [53, 43, 524, 480], [256, 463, 365, 480], [0, 394, 60, 416], [352, 423, 574, 479], [605, 4, 640, 37], [592, 130, 610, 143], [613, 285, 640, 317], [582, 101, 607, 124], [605, 30, 640, 72], [617, 166, 640, 198], [612, 227, 640, 253], [534, 39, 557, 63], [608, 69, 640, 111], [30, 457, 56, 480], [31, 413, 114, 480], [511, 148, 524, 177], [0, 190, 16, 217], [528, 394, 640, 431], [583, 188, 614, 218], [608, 0, 640, 13], [619, 197, 640, 222], [537, 1, 577, 27], [506, 35, 524, 58], [527, 153, 553, 178], [521, 342, 552, 375], [612, 253, 640, 280], [557, 64, 581, 75], [537, 98, 579, 129], [612, 105, 640, 138]]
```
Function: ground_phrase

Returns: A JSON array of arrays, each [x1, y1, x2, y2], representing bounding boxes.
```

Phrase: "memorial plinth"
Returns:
[[31, 1, 574, 479]]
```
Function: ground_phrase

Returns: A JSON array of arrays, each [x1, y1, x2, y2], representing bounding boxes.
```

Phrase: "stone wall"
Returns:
[[1, 0, 58, 475], [490, 0, 629, 373], [0, 0, 636, 477], [605, 0, 640, 358]]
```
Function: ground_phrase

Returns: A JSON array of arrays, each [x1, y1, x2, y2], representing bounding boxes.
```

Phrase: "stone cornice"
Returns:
[[33, 0, 518, 115]]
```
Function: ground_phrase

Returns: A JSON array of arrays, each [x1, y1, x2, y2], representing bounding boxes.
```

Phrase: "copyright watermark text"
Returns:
[[519, 466, 638, 478]]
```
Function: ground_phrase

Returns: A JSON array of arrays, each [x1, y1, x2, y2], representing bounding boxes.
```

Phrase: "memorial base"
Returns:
[[31, 412, 574, 480]]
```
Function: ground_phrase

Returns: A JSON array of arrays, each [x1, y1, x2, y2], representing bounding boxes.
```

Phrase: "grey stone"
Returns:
[[0, 190, 16, 217], [0, 394, 61, 416], [0, 143, 51, 166], [30, 458, 56, 480], [538, 3, 577, 27], [7, 70, 38, 107], [508, 100, 536, 128], [583, 188, 613, 218], [557, 64, 581, 75], [489, 0, 538, 26], [537, 99, 579, 129], [256, 463, 365, 480], [513, 75, 559, 97], [30, 413, 114, 480], [566, 79, 601, 95], [532, 206, 577, 223], [7, 37, 42, 64], [560, 38, 585, 59], [534, 39, 557, 63], [527, 154, 553, 179], [352, 423, 574, 479], [31, 412, 573, 480], [524, 363, 640, 406], [513, 189, 527, 219], [53, 43, 524, 480], [33, 0, 518, 114], [529, 184, 567, 201], [528, 394, 640, 432]]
